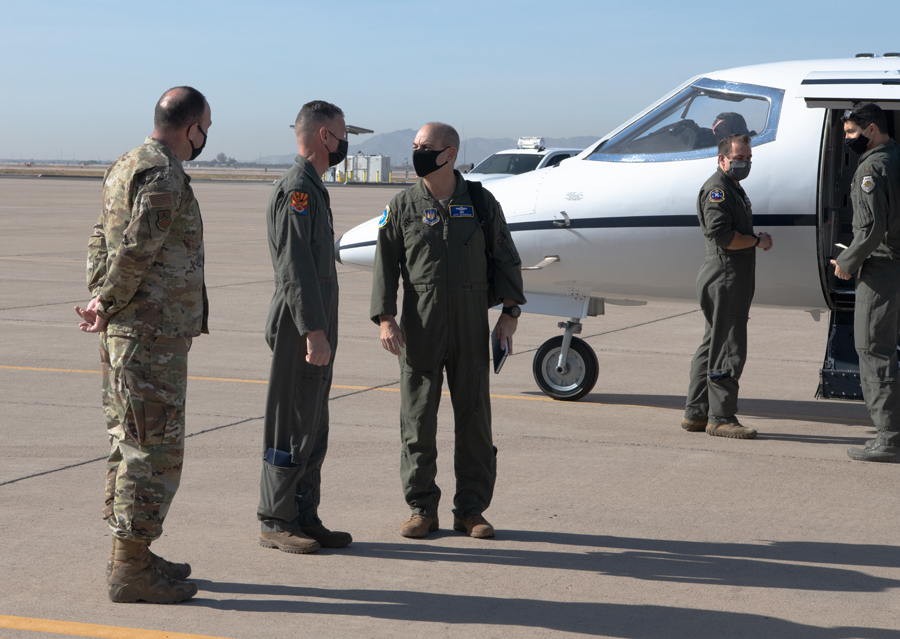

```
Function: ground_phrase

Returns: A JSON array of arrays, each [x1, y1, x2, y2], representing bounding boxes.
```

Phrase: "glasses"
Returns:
[[326, 128, 347, 141]]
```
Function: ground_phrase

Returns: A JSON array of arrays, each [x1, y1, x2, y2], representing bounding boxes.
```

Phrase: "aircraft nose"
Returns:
[[334, 237, 343, 265]]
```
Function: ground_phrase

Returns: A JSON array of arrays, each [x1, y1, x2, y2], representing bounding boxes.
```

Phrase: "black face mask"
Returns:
[[326, 129, 348, 167], [413, 148, 449, 177], [845, 132, 870, 156], [188, 124, 207, 161], [726, 159, 751, 181]]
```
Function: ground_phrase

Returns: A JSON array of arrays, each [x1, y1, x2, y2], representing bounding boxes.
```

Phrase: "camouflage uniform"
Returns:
[[835, 139, 900, 448], [87, 137, 208, 541], [370, 173, 525, 518], [257, 155, 338, 532]]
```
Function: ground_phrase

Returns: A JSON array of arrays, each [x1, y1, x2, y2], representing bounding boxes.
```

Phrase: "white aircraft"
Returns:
[[336, 55, 900, 401]]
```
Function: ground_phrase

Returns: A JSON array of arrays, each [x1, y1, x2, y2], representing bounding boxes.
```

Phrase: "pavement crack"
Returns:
[[0, 384, 401, 488], [0, 299, 86, 312], [205, 280, 272, 290], [331, 380, 400, 399]]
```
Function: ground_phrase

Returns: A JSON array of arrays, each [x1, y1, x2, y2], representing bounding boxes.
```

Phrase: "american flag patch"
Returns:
[[148, 192, 174, 207]]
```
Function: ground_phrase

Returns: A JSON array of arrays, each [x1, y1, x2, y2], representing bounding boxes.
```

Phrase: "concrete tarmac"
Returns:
[[0, 176, 897, 639]]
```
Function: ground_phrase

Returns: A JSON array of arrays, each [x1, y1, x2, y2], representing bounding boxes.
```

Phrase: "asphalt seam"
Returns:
[[0, 380, 403, 488]]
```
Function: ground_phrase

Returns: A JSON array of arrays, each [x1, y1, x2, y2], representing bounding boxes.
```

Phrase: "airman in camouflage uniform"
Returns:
[[832, 103, 900, 463], [76, 86, 210, 603]]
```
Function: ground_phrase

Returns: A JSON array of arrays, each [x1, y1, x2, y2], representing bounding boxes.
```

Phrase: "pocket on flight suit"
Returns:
[[854, 297, 899, 383], [259, 460, 304, 523], [401, 283, 440, 372]]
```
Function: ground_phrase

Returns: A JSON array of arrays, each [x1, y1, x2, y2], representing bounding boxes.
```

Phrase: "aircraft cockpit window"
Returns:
[[589, 78, 784, 163]]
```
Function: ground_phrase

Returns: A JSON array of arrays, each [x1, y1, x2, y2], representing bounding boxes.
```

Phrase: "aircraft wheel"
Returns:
[[532, 335, 598, 401]]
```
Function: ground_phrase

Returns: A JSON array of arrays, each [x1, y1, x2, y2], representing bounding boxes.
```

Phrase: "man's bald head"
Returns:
[[422, 122, 460, 150], [154, 86, 207, 133]]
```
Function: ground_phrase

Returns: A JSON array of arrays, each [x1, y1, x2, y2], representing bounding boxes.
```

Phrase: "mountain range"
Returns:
[[253, 129, 600, 167]]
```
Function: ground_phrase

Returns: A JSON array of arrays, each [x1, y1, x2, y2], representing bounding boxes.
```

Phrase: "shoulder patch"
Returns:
[[290, 192, 309, 214], [861, 175, 875, 193], [156, 210, 172, 232], [709, 188, 725, 203], [378, 205, 390, 228], [422, 208, 439, 226]]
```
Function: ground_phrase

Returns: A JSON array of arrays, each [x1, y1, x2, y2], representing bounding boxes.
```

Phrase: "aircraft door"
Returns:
[[800, 70, 900, 399]]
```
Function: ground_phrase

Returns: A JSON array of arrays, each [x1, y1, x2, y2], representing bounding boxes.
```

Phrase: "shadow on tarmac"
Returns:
[[185, 533, 900, 635], [535, 392, 873, 428], [187, 580, 900, 638]]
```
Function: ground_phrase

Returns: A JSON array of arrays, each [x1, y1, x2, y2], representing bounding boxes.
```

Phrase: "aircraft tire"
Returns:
[[532, 335, 598, 401]]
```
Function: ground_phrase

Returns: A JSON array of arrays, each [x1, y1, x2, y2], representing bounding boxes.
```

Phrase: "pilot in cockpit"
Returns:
[[694, 112, 754, 150]]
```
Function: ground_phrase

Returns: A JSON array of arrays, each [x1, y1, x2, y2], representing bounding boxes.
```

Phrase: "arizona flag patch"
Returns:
[[290, 192, 309, 214], [709, 188, 725, 203]]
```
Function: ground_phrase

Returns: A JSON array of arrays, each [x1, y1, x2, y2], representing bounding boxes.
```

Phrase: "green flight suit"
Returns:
[[685, 167, 757, 425], [370, 173, 525, 517], [258, 155, 338, 531], [835, 139, 900, 447]]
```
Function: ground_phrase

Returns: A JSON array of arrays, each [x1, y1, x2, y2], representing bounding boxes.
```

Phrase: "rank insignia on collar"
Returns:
[[450, 205, 474, 218], [290, 192, 309, 214], [422, 208, 439, 226], [709, 188, 725, 203], [861, 175, 875, 193], [156, 210, 171, 231], [378, 205, 390, 228]]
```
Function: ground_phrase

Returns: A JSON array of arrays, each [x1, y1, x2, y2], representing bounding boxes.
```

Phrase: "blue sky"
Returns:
[[2, 0, 898, 161]]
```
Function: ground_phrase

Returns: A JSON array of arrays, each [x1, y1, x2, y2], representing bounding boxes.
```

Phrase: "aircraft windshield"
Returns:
[[472, 153, 543, 175], [589, 78, 783, 162]]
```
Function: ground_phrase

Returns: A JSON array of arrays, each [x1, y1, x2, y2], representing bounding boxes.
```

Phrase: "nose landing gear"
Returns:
[[532, 318, 599, 401]]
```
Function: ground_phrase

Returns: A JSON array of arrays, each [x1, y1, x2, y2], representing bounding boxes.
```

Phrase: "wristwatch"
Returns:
[[753, 234, 761, 247], [502, 305, 521, 318]]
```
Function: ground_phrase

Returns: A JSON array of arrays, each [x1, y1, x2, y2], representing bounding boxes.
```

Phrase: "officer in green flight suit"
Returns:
[[682, 134, 773, 440], [257, 101, 352, 553], [831, 102, 900, 463], [370, 122, 526, 539]]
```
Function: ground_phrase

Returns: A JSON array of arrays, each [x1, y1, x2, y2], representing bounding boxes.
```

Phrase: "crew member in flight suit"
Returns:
[[371, 122, 526, 539], [831, 102, 900, 463], [682, 134, 773, 439], [257, 101, 352, 553]]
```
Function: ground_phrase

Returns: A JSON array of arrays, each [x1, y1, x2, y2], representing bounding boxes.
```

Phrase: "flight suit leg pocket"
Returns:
[[259, 461, 303, 523], [855, 296, 899, 383]]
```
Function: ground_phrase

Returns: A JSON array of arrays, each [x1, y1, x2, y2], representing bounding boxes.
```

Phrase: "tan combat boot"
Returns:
[[259, 529, 320, 554], [453, 513, 495, 539], [400, 514, 439, 538], [706, 421, 757, 439], [107, 538, 197, 604], [681, 418, 707, 432], [107, 538, 191, 581]]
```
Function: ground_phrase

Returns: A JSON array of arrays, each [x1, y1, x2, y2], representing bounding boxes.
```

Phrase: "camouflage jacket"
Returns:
[[87, 137, 208, 338]]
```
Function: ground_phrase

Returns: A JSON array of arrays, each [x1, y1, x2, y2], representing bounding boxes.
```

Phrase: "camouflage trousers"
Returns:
[[100, 333, 191, 541]]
